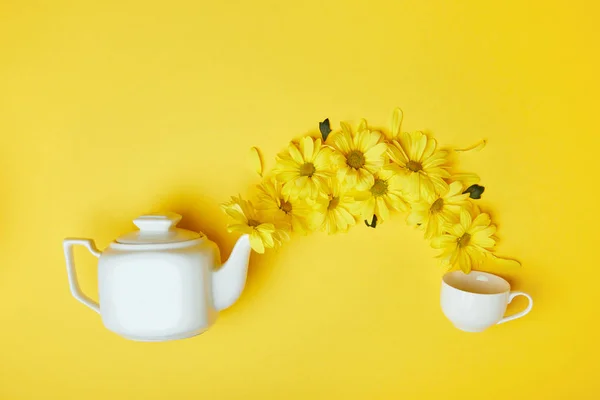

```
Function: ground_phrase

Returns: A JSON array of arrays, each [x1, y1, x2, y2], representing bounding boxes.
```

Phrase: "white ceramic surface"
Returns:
[[441, 271, 533, 332], [63, 212, 251, 342]]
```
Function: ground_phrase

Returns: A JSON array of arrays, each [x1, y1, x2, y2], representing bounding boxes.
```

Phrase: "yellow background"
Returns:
[[1, 0, 599, 398]]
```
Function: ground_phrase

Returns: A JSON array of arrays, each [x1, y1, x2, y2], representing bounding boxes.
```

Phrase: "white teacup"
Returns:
[[441, 271, 533, 332]]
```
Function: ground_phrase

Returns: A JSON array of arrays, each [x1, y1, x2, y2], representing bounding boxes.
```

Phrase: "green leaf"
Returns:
[[319, 118, 332, 141], [463, 184, 485, 199], [364, 214, 378, 228]]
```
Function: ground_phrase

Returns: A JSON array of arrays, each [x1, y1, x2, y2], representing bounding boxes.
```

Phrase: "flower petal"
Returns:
[[424, 216, 440, 238], [364, 142, 387, 160], [459, 208, 472, 228], [357, 118, 368, 132], [331, 133, 351, 154], [249, 232, 265, 253], [340, 121, 353, 135], [249, 146, 264, 177], [448, 222, 466, 237], [471, 212, 491, 229], [446, 181, 464, 198], [388, 141, 409, 165], [406, 210, 424, 226], [431, 234, 456, 248], [287, 142, 304, 164], [301, 136, 314, 161], [258, 229, 275, 248], [356, 168, 375, 190], [407, 172, 421, 198], [361, 197, 376, 220], [455, 139, 487, 152], [453, 173, 481, 188], [222, 206, 247, 223], [413, 133, 428, 161], [227, 224, 253, 234], [339, 207, 356, 226], [391, 107, 403, 138], [458, 250, 472, 273], [377, 197, 390, 221]]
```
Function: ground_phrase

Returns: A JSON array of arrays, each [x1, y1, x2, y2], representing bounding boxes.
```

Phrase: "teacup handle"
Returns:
[[497, 291, 533, 325]]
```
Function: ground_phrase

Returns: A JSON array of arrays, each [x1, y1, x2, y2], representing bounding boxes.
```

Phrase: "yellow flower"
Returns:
[[407, 181, 470, 238], [354, 169, 409, 223], [327, 119, 388, 190], [311, 178, 357, 234], [221, 196, 287, 253], [273, 136, 343, 201], [255, 177, 316, 234], [386, 131, 451, 199], [431, 207, 496, 273]]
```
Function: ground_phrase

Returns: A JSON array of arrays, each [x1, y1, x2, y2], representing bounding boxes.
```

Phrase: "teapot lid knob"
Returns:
[[116, 212, 202, 245], [133, 212, 182, 232]]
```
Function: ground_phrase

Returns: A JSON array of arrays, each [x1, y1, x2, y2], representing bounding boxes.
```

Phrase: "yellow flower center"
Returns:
[[430, 198, 444, 213], [406, 160, 423, 172], [280, 200, 292, 214], [247, 219, 260, 227], [370, 179, 388, 197], [457, 233, 471, 248], [346, 150, 366, 169], [328, 196, 340, 210], [299, 162, 316, 177]]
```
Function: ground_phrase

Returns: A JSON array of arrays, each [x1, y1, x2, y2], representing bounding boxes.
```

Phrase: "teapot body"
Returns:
[[98, 238, 220, 341], [63, 212, 251, 342]]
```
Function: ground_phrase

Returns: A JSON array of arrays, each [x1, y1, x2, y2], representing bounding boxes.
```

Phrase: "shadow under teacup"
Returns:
[[441, 271, 533, 332]]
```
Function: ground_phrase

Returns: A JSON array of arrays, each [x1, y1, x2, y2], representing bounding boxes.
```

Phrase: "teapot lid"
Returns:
[[116, 212, 202, 245]]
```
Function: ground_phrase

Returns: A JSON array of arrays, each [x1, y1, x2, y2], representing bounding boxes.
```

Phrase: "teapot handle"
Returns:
[[63, 238, 101, 314]]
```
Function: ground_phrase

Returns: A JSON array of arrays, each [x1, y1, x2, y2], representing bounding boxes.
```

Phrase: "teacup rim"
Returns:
[[442, 270, 510, 296]]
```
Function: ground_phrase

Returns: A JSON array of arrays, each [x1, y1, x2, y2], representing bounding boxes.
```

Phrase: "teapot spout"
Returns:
[[212, 234, 251, 311]]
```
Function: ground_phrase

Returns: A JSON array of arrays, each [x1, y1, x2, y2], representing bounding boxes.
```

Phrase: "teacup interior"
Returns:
[[443, 271, 510, 295]]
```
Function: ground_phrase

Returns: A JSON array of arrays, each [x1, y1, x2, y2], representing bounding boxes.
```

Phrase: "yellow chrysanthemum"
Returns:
[[327, 119, 388, 190], [385, 111, 451, 198], [430, 207, 496, 274], [386, 131, 451, 199], [255, 177, 317, 234], [354, 169, 409, 223], [311, 178, 357, 234], [221, 196, 288, 253], [407, 181, 470, 238], [273, 136, 343, 201]]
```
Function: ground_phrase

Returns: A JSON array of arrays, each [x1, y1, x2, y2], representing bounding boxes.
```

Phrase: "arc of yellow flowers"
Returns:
[[224, 109, 518, 274]]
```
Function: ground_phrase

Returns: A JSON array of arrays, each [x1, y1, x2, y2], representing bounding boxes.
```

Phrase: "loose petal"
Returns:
[[391, 107, 403, 138], [455, 139, 487, 152], [249, 146, 264, 177], [491, 254, 522, 268]]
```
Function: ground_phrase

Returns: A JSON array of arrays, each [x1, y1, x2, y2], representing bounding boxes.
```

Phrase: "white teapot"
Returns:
[[62, 212, 251, 342]]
